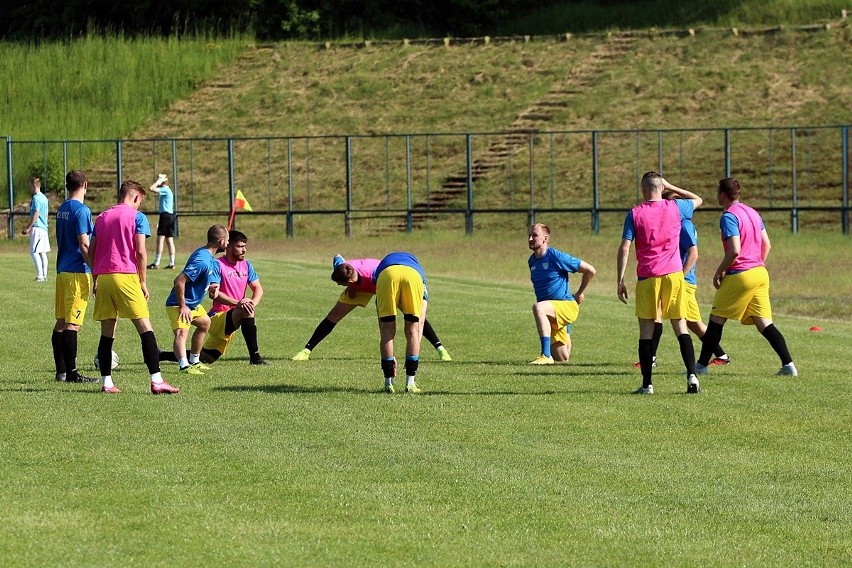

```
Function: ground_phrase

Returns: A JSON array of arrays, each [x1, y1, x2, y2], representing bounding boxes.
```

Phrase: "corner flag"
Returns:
[[234, 190, 253, 211]]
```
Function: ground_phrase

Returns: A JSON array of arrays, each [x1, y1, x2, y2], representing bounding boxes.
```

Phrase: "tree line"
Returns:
[[4, 0, 544, 41]]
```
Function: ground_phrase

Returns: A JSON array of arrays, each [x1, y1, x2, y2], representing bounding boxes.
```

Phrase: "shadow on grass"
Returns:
[[214, 384, 374, 395]]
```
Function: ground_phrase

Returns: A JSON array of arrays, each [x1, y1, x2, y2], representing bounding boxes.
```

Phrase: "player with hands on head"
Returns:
[[617, 172, 702, 395]]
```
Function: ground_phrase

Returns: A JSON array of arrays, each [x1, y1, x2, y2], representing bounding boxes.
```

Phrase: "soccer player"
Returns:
[[291, 255, 452, 362], [148, 174, 176, 269], [51, 170, 97, 383], [21, 176, 51, 282], [374, 251, 428, 394], [695, 177, 797, 376], [198, 229, 267, 365], [617, 171, 702, 395], [634, 192, 730, 369], [90, 179, 178, 394], [527, 223, 596, 364], [159, 225, 228, 374]]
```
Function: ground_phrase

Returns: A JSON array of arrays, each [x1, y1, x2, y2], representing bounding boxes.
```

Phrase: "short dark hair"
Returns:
[[119, 180, 145, 199], [718, 177, 741, 201], [207, 224, 228, 244], [229, 230, 248, 244], [66, 170, 87, 192], [331, 263, 356, 284]]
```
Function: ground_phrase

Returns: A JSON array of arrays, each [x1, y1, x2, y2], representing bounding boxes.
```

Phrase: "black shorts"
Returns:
[[157, 212, 176, 237]]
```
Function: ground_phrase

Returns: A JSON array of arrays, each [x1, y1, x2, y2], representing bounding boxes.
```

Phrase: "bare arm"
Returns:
[[761, 229, 771, 262], [713, 236, 741, 289], [77, 233, 92, 268], [173, 273, 191, 322], [617, 238, 632, 304], [573, 261, 596, 304], [661, 177, 702, 209], [21, 209, 39, 235], [682, 245, 698, 277], [134, 233, 149, 300]]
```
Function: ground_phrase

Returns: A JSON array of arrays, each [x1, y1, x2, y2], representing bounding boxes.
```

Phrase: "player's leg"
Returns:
[[150, 234, 165, 268], [231, 307, 265, 365], [421, 319, 452, 361], [97, 318, 119, 392], [292, 301, 358, 360], [188, 313, 211, 368], [688, 319, 729, 363], [552, 336, 571, 362], [165, 235, 176, 269], [52, 319, 66, 381], [530, 300, 556, 364], [131, 316, 178, 394], [754, 317, 796, 376], [379, 317, 397, 392]]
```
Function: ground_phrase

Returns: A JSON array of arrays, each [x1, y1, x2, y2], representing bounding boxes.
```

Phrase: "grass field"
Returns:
[[1, 231, 850, 566]]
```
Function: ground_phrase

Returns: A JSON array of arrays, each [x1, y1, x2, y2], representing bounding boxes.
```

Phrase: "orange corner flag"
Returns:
[[234, 190, 253, 211]]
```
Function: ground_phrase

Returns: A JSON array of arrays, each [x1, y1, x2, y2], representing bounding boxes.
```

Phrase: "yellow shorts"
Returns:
[[338, 289, 374, 308], [711, 266, 772, 325], [203, 311, 235, 356], [166, 304, 209, 331], [683, 282, 702, 323], [550, 299, 579, 346], [635, 271, 686, 320], [93, 273, 150, 321], [55, 272, 92, 326], [375, 265, 424, 319]]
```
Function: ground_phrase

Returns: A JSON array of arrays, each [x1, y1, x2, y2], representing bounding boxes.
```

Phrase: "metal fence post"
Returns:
[[62, 142, 68, 199], [842, 126, 849, 235], [345, 136, 352, 237], [657, 130, 663, 175], [227, 138, 236, 229], [286, 138, 294, 237], [724, 129, 731, 178], [115, 140, 123, 201], [405, 135, 413, 233], [171, 139, 179, 238], [465, 134, 473, 234], [6, 137, 13, 239], [791, 129, 798, 234], [528, 133, 535, 208], [592, 131, 600, 234]]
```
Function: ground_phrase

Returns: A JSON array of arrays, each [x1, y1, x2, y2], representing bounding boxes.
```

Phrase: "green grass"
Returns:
[[1, 231, 850, 565]]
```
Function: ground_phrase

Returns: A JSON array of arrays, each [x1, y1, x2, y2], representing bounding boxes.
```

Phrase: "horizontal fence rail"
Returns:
[[3, 125, 850, 238]]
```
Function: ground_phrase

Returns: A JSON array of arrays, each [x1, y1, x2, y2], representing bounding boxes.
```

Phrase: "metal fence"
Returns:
[[4, 125, 850, 238]]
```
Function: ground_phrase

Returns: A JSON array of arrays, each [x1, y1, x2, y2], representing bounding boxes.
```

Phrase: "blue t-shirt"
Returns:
[[166, 247, 219, 309], [529, 247, 582, 302], [30, 193, 49, 230], [157, 186, 174, 214], [720, 211, 765, 240], [679, 219, 699, 285], [622, 199, 694, 241], [374, 251, 429, 301], [55, 199, 94, 274]]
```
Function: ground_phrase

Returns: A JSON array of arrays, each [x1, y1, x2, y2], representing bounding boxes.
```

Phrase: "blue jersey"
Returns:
[[374, 251, 429, 301], [55, 199, 94, 274], [166, 247, 219, 309], [529, 247, 582, 302], [157, 186, 174, 214], [679, 219, 698, 285], [30, 192, 49, 230]]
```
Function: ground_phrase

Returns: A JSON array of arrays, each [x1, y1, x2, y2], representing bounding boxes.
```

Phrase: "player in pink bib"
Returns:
[[617, 171, 703, 395], [695, 177, 797, 377]]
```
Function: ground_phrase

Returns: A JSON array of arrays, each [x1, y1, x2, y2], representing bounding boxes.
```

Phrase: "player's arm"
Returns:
[[78, 233, 92, 268], [573, 261, 596, 304], [135, 232, 149, 300], [683, 245, 698, 277], [173, 273, 192, 322], [89, 234, 98, 296], [150, 174, 167, 193], [21, 206, 38, 235], [713, 236, 741, 289], [247, 279, 263, 308], [616, 238, 632, 304], [661, 178, 702, 209], [210, 287, 239, 306], [760, 229, 771, 261]]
